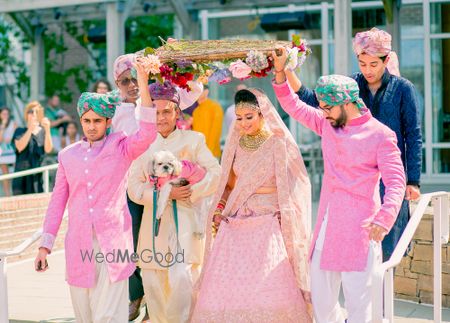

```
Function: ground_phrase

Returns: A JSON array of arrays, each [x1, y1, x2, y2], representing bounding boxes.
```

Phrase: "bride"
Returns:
[[191, 88, 312, 322]]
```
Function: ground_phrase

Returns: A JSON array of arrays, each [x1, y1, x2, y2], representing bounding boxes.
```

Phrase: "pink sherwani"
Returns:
[[40, 107, 157, 288], [273, 81, 406, 272]]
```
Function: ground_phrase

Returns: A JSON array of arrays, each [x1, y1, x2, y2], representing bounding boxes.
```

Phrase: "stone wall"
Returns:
[[394, 195, 450, 307]]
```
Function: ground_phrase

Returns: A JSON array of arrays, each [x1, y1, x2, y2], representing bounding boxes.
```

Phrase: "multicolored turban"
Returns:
[[77, 92, 121, 118], [149, 82, 180, 106], [315, 74, 365, 109], [353, 27, 391, 57], [113, 54, 135, 80]]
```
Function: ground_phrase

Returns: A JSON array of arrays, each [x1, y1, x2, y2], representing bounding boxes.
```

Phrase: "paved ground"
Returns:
[[6, 251, 450, 322]]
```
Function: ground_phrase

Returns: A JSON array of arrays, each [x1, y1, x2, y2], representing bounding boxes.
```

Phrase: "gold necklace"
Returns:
[[239, 129, 271, 152]]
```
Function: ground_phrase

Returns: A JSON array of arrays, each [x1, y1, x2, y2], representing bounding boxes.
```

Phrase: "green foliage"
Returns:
[[125, 15, 174, 53], [1, 13, 174, 104], [43, 27, 95, 102], [0, 16, 30, 100]]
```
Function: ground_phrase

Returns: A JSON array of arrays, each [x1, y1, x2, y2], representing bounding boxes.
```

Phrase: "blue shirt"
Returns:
[[296, 70, 422, 185]]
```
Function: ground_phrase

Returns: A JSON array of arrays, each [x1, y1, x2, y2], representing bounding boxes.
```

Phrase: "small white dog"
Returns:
[[147, 151, 207, 237]]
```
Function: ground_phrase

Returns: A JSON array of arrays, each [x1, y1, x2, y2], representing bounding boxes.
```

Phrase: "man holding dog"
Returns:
[[127, 81, 221, 323]]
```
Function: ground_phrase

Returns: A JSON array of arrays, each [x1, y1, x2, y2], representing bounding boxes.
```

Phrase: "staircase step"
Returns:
[[0, 207, 48, 221], [0, 221, 44, 236], [0, 220, 67, 251]]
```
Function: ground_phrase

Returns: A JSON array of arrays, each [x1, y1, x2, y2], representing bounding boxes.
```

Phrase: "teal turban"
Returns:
[[77, 92, 121, 118], [315, 74, 365, 109]]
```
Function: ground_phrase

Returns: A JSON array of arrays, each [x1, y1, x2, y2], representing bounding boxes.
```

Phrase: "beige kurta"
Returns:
[[127, 128, 221, 270], [128, 129, 221, 323]]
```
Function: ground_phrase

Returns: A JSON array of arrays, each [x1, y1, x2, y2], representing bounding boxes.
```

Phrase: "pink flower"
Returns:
[[229, 59, 252, 79], [218, 76, 232, 85]]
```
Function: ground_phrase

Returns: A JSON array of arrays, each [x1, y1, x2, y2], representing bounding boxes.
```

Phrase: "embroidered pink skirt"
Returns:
[[191, 213, 310, 323]]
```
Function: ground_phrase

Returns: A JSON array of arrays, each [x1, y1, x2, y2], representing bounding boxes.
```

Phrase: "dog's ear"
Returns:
[[173, 159, 182, 176]]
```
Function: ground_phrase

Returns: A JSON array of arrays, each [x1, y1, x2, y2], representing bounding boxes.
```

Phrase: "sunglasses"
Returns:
[[118, 77, 138, 87]]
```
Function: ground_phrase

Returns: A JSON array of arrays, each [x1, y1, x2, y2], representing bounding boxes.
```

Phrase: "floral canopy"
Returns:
[[135, 35, 311, 90]]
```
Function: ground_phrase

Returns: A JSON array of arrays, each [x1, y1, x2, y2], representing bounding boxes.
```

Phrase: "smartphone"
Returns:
[[36, 259, 48, 271]]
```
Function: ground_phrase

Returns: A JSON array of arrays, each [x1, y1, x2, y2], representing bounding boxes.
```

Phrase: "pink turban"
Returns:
[[353, 28, 391, 57], [113, 54, 135, 80]]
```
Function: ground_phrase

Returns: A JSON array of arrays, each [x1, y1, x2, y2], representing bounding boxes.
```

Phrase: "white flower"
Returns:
[[286, 47, 299, 71], [140, 55, 162, 75]]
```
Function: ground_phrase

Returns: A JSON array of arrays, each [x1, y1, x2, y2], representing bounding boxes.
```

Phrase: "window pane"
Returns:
[[400, 4, 424, 36], [433, 149, 450, 173], [352, 7, 386, 32], [431, 3, 450, 34], [431, 39, 450, 143], [401, 39, 425, 141], [288, 44, 322, 146], [210, 16, 267, 39], [295, 45, 322, 89]]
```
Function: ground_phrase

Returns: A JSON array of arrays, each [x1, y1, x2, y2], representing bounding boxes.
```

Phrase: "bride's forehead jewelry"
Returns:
[[235, 102, 260, 112]]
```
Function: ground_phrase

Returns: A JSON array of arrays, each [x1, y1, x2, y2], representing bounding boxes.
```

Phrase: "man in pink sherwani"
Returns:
[[272, 48, 406, 323], [34, 62, 157, 322]]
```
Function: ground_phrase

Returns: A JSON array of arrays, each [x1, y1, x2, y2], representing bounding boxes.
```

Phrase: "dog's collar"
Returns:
[[148, 175, 176, 190]]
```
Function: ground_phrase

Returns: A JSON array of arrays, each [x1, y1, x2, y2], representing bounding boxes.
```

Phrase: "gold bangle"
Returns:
[[274, 68, 285, 73]]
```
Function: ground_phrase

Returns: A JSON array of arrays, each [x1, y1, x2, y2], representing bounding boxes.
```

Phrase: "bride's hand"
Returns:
[[212, 209, 229, 232]]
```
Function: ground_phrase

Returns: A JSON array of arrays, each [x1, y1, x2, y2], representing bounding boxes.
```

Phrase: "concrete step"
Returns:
[[0, 208, 47, 221], [0, 220, 44, 236]]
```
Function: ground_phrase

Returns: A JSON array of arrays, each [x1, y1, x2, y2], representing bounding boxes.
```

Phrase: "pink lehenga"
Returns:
[[191, 89, 313, 323]]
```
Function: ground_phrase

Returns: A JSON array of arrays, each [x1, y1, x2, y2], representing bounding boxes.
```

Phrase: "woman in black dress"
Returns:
[[12, 101, 53, 195]]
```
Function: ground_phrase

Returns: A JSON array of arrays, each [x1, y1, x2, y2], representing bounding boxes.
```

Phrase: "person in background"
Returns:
[[45, 94, 72, 153], [92, 79, 112, 94], [0, 107, 17, 196], [109, 53, 148, 321], [61, 121, 81, 149], [192, 85, 224, 159], [12, 101, 52, 195]]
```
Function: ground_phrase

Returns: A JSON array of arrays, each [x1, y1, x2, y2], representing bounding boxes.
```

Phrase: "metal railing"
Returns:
[[373, 191, 450, 323], [0, 228, 43, 323], [0, 164, 59, 323], [0, 163, 58, 193]]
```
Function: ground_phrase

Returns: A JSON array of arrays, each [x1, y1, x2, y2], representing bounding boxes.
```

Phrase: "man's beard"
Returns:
[[330, 105, 347, 129]]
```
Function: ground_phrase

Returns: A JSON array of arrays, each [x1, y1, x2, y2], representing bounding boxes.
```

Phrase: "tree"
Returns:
[[0, 13, 174, 105], [0, 15, 30, 102]]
